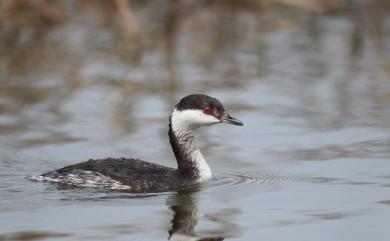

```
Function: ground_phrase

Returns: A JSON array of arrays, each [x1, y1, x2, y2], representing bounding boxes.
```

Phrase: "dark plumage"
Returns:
[[43, 158, 197, 192]]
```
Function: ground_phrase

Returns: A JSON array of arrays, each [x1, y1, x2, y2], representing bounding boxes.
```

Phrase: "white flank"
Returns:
[[28, 170, 131, 190]]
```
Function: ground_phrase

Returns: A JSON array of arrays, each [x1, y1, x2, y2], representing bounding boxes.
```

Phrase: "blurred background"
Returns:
[[1, 1, 390, 241], [1, 0, 389, 142]]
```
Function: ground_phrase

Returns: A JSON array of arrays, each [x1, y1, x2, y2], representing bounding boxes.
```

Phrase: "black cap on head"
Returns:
[[175, 94, 244, 126], [175, 94, 225, 118]]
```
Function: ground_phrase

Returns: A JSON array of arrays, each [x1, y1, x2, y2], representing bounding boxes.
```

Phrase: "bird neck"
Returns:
[[168, 115, 212, 181]]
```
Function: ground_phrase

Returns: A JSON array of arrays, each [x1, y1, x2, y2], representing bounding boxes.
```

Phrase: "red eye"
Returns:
[[202, 106, 212, 115]]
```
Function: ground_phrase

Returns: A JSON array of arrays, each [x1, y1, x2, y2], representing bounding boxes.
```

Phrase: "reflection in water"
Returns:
[[168, 190, 236, 241], [43, 188, 237, 240], [0, 231, 70, 241], [60, 189, 238, 240], [379, 200, 390, 206], [1, 0, 389, 144], [112, 90, 137, 136]]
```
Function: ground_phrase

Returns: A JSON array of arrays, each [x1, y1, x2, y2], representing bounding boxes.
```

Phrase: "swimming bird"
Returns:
[[30, 94, 243, 192]]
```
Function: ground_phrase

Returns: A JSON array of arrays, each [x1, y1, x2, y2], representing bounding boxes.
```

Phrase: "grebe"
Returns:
[[30, 94, 243, 192]]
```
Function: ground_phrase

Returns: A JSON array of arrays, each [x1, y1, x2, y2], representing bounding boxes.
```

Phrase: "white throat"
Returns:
[[170, 109, 215, 181]]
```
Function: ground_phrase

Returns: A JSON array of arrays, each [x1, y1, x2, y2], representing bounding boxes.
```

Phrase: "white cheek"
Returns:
[[191, 111, 219, 125], [171, 109, 220, 131]]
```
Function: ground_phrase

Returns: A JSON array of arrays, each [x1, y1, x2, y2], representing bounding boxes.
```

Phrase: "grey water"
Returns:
[[1, 2, 390, 241]]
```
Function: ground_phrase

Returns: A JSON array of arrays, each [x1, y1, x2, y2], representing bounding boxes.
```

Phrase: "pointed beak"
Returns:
[[221, 113, 244, 126]]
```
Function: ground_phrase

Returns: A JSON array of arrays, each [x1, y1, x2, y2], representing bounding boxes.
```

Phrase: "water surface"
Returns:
[[1, 2, 390, 240]]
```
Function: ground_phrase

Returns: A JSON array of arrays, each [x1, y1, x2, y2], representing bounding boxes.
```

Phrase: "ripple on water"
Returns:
[[208, 172, 342, 190]]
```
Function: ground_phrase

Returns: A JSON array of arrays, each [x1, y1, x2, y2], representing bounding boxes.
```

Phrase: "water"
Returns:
[[1, 2, 390, 240]]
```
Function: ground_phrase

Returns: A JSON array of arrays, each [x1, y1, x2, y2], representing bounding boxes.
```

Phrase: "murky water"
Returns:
[[1, 2, 390, 241]]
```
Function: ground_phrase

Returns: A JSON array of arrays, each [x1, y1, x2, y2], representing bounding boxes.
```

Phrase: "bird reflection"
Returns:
[[167, 189, 226, 241]]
